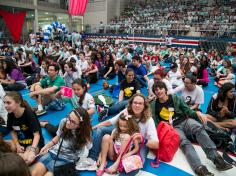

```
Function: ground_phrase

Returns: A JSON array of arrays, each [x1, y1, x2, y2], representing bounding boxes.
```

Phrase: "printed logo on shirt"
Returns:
[[19, 139, 32, 145], [21, 125, 29, 131], [124, 87, 133, 97], [160, 107, 174, 121]]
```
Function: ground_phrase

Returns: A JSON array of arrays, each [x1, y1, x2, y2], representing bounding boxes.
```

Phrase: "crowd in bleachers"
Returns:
[[106, 0, 236, 37], [0, 33, 235, 176]]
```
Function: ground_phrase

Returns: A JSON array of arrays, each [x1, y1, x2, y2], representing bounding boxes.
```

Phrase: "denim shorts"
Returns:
[[38, 152, 68, 172]]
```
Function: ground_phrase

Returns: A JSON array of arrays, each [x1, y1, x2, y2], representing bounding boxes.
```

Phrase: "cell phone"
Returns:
[[60, 86, 73, 98]]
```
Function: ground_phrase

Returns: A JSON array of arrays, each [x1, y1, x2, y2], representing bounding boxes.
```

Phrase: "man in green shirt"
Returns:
[[30, 64, 65, 116]]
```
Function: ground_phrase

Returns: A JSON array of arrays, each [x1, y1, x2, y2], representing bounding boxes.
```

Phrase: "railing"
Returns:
[[84, 22, 236, 38], [0, 0, 33, 4]]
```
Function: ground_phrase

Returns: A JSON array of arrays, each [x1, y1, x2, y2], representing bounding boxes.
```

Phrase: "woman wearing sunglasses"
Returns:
[[31, 107, 92, 176]]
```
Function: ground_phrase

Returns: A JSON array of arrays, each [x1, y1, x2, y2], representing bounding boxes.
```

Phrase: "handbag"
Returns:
[[53, 137, 77, 176], [118, 133, 144, 173]]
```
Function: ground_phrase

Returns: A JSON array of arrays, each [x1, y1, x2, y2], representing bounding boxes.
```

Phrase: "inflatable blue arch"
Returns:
[[43, 21, 68, 42]]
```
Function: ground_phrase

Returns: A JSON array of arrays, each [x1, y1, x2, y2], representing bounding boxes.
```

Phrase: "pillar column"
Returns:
[[33, 0, 38, 33]]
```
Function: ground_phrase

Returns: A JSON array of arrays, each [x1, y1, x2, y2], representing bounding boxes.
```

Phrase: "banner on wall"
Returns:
[[68, 0, 88, 15], [43, 21, 68, 42], [0, 10, 26, 42]]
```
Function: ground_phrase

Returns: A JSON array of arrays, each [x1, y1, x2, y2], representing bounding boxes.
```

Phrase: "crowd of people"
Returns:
[[0, 33, 235, 176], [103, 0, 236, 37]]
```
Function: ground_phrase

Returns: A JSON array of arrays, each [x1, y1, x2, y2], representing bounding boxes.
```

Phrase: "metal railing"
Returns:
[[84, 23, 236, 38], [0, 0, 33, 4]]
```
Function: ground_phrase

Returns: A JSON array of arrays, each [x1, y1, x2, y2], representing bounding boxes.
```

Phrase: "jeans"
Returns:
[[88, 126, 114, 161], [108, 100, 128, 116], [175, 118, 218, 171]]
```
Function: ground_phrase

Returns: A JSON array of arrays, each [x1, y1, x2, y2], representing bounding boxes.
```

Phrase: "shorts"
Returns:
[[38, 152, 68, 172]]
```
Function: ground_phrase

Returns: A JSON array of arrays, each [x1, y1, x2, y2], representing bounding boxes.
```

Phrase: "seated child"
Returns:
[[96, 113, 140, 176]]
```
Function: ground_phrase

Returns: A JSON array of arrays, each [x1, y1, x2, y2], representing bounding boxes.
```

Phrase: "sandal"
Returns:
[[96, 162, 107, 176], [96, 169, 105, 176]]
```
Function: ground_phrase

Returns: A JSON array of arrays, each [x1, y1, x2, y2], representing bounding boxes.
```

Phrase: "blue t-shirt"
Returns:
[[128, 64, 147, 77]]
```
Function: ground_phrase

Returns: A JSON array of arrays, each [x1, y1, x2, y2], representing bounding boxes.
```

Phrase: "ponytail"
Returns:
[[72, 78, 87, 106]]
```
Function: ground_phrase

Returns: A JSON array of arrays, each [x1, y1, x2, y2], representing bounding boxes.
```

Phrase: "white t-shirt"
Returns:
[[77, 59, 88, 72], [173, 85, 204, 105], [109, 109, 158, 141], [63, 92, 95, 110], [168, 70, 183, 87], [148, 78, 173, 96], [0, 85, 8, 121]]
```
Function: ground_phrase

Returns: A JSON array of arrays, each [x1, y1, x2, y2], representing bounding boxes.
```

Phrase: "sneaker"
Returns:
[[214, 155, 233, 171], [76, 157, 97, 171], [195, 165, 214, 176], [36, 109, 46, 116], [98, 108, 109, 121]]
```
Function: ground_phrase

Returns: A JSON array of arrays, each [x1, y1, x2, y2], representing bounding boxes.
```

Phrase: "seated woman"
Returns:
[[90, 93, 159, 175], [206, 82, 236, 130], [214, 59, 232, 85], [98, 68, 140, 121], [84, 56, 98, 87], [63, 62, 81, 88], [100, 53, 116, 80], [0, 59, 26, 91], [19, 52, 36, 76], [40, 78, 95, 136], [196, 59, 209, 87], [4, 91, 44, 165], [31, 107, 92, 176], [167, 62, 183, 88]]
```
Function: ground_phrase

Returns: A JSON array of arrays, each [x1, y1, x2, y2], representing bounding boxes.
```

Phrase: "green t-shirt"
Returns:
[[40, 75, 65, 92]]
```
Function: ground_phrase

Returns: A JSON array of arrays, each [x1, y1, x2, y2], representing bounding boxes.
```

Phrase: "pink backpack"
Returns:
[[151, 121, 180, 167]]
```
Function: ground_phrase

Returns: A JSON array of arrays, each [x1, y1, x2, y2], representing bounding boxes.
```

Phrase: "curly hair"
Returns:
[[113, 113, 140, 141], [126, 93, 151, 123], [62, 107, 92, 150]]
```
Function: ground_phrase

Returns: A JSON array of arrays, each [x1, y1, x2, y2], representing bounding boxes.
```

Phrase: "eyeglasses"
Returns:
[[132, 101, 144, 106], [67, 116, 80, 126]]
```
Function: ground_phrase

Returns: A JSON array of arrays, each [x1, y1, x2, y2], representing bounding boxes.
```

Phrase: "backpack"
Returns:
[[93, 94, 114, 108], [151, 121, 180, 167]]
